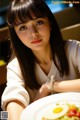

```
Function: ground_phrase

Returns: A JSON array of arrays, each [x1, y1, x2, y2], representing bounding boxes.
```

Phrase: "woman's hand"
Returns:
[[33, 75, 55, 101], [33, 83, 50, 102]]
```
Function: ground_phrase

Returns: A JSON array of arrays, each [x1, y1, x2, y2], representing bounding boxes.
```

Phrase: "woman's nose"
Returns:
[[29, 27, 39, 39], [30, 32, 39, 38]]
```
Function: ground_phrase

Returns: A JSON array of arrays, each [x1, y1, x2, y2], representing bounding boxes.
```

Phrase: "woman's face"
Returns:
[[14, 16, 51, 51]]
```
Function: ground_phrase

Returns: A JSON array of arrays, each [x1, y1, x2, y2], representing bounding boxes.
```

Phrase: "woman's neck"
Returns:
[[33, 46, 52, 64], [32, 45, 52, 75]]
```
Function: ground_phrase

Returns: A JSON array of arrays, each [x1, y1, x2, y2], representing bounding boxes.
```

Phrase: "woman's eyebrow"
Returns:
[[16, 22, 23, 26], [32, 16, 45, 20], [16, 17, 43, 26], [32, 17, 41, 20]]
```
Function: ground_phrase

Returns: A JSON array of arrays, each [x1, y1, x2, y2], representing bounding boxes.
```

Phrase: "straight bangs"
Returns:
[[7, 0, 48, 27]]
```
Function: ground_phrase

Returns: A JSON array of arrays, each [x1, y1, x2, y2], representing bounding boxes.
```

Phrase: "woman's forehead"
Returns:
[[15, 11, 45, 25], [15, 17, 38, 26]]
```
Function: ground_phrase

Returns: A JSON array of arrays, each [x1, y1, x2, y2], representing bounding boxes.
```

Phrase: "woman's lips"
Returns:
[[31, 39, 42, 44]]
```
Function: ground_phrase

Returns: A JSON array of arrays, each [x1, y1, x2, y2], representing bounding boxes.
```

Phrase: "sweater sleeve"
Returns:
[[1, 58, 30, 110]]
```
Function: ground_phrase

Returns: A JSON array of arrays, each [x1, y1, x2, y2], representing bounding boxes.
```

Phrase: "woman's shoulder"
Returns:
[[66, 39, 80, 45], [7, 57, 22, 78], [7, 57, 19, 66], [65, 39, 80, 50], [65, 39, 80, 61], [7, 57, 20, 71]]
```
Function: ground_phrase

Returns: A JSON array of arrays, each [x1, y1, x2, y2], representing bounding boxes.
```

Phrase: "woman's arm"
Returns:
[[6, 100, 26, 120], [33, 78, 80, 101], [53, 79, 80, 92], [1, 58, 30, 120]]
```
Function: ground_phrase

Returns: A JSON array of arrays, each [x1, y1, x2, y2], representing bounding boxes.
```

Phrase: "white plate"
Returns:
[[20, 92, 80, 120]]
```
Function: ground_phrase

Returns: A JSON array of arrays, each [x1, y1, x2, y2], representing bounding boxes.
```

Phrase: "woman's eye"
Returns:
[[36, 20, 44, 26], [19, 26, 27, 31]]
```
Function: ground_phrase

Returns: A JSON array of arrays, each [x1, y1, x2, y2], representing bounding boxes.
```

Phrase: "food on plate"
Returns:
[[42, 103, 80, 120], [42, 104, 69, 120]]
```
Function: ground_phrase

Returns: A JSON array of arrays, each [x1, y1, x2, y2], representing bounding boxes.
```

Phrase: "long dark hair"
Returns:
[[7, 0, 69, 90]]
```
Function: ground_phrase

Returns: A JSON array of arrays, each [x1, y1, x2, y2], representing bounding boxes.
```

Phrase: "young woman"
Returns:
[[1, 0, 80, 119]]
